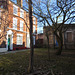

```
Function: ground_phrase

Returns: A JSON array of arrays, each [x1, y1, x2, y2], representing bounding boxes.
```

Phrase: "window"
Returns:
[[20, 20, 24, 31], [13, 17, 17, 29], [33, 17, 36, 24], [49, 35, 53, 44], [67, 32, 72, 43], [33, 26, 35, 33], [17, 34, 23, 45], [13, 5, 18, 15], [20, 9, 24, 18]]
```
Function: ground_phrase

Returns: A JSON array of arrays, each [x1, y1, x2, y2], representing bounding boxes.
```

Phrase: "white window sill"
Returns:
[[13, 13, 18, 16], [20, 30, 23, 31], [20, 16, 24, 18], [16, 44, 23, 45], [13, 28, 17, 30]]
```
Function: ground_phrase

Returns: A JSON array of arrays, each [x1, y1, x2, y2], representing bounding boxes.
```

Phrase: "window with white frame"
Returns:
[[17, 34, 23, 45], [33, 26, 35, 33], [13, 17, 17, 29], [20, 9, 24, 18], [33, 17, 36, 24], [13, 5, 18, 15], [20, 20, 24, 31]]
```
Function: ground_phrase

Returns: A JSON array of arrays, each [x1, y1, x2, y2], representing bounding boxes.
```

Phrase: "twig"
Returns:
[[51, 69, 55, 75]]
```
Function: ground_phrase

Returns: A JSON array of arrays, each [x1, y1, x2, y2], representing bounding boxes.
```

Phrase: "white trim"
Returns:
[[13, 5, 18, 8], [0, 48, 7, 52], [7, 27, 29, 33], [17, 34, 23, 36]]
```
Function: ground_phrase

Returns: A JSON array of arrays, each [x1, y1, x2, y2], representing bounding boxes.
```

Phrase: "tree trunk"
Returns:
[[56, 34, 63, 55], [28, 0, 34, 73], [47, 35, 50, 60]]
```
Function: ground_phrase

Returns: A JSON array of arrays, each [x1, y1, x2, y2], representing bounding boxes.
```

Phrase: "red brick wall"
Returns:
[[0, 0, 37, 49]]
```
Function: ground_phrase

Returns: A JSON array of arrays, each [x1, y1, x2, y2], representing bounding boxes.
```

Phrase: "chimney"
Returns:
[[17, 0, 23, 7]]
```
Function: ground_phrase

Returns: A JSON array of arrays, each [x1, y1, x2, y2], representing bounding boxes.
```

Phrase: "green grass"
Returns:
[[0, 48, 75, 75]]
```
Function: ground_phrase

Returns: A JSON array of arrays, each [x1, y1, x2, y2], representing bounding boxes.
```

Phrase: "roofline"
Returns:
[[9, 0, 27, 12], [9, 0, 37, 18]]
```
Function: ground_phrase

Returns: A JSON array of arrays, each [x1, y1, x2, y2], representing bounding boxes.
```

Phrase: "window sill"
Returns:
[[20, 16, 24, 19], [13, 13, 18, 16], [16, 44, 23, 45]]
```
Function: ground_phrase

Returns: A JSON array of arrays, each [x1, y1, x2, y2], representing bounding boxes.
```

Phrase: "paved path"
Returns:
[[0, 49, 30, 55]]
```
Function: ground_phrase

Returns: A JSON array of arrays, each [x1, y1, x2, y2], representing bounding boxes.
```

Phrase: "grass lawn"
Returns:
[[0, 48, 75, 75]]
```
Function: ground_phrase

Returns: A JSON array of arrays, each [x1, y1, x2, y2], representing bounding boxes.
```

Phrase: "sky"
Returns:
[[11, 0, 43, 34], [11, 0, 75, 33]]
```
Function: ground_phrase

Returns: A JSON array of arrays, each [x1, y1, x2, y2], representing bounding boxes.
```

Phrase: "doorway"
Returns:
[[7, 30, 13, 51], [8, 35, 11, 51]]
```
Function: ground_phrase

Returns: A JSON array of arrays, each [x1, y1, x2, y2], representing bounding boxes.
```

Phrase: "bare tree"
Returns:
[[28, 0, 34, 73], [32, 0, 75, 55]]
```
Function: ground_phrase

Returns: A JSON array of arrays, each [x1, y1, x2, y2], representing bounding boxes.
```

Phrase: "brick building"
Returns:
[[43, 24, 75, 49], [0, 0, 37, 52]]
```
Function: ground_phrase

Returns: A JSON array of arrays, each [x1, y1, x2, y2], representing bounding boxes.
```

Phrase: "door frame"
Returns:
[[6, 30, 13, 50]]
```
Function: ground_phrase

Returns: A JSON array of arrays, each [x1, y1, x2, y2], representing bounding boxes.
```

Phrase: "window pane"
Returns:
[[67, 32, 72, 42], [20, 20, 23, 31], [33, 26, 35, 33], [33, 17, 36, 24], [13, 5, 18, 15], [20, 9, 24, 18], [13, 18, 17, 29], [17, 35, 23, 45]]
